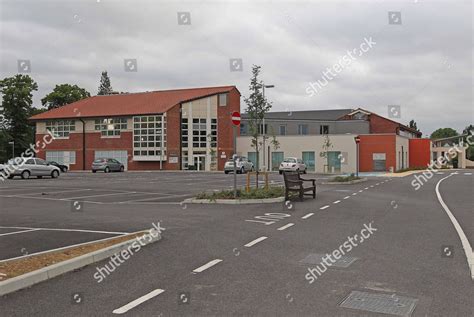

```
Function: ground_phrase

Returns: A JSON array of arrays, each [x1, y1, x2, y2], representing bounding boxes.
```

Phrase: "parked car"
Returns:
[[224, 156, 254, 174], [4, 157, 61, 179], [279, 157, 307, 174], [47, 161, 68, 172], [92, 158, 125, 173]]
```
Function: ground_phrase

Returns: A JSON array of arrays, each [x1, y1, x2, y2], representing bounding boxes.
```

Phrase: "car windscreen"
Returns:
[[93, 158, 106, 163], [283, 158, 296, 163]]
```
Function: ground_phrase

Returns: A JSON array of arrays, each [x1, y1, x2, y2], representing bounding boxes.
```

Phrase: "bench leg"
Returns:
[[300, 189, 304, 201], [313, 188, 316, 199]]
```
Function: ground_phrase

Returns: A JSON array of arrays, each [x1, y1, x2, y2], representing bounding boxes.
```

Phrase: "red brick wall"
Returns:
[[369, 114, 400, 134], [409, 138, 431, 168], [217, 88, 241, 170], [358, 135, 396, 172]]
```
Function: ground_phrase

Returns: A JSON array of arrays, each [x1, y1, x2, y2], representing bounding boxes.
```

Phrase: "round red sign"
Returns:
[[231, 111, 241, 126]]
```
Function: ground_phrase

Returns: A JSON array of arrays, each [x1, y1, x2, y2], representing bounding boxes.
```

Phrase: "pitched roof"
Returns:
[[29, 86, 238, 120], [242, 109, 353, 121]]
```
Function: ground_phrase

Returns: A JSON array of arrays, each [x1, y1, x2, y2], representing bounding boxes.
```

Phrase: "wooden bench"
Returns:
[[283, 171, 316, 201]]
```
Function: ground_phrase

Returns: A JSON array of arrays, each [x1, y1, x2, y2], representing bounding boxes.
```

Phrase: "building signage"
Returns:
[[373, 153, 386, 160]]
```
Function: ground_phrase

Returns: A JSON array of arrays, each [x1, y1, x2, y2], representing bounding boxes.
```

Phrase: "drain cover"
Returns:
[[300, 253, 358, 268], [340, 291, 418, 316]]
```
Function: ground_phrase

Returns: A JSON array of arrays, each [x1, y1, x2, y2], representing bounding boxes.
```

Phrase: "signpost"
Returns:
[[354, 136, 360, 177], [231, 112, 241, 198]]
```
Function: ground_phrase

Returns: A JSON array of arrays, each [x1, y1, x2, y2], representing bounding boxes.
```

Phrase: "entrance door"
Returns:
[[193, 155, 206, 171], [327, 151, 341, 173], [271, 152, 284, 171]]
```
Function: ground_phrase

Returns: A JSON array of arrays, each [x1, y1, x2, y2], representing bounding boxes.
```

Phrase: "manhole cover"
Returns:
[[300, 253, 358, 268], [340, 291, 418, 316]]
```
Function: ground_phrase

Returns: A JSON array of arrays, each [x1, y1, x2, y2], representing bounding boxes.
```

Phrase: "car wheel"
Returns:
[[62, 167, 68, 173], [224, 171, 229, 174], [120, 166, 124, 172], [21, 170, 30, 179], [7, 175, 14, 179], [104, 167, 110, 173], [296, 168, 300, 174], [303, 169, 307, 174], [92, 170, 97, 173], [279, 170, 283, 175], [241, 167, 245, 174], [51, 170, 59, 179]]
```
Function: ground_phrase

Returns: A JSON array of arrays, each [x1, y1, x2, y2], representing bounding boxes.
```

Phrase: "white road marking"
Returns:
[[277, 223, 295, 231], [435, 175, 474, 280], [0, 228, 40, 237], [23, 189, 93, 196], [370, 185, 374, 188], [358, 190, 363, 192], [464, 172, 472, 175], [436, 172, 445, 175], [352, 193, 357, 196], [63, 192, 136, 200], [320, 205, 330, 210], [302, 213, 314, 219], [244, 236, 268, 247], [364, 187, 369, 190], [343, 196, 351, 199], [113, 289, 165, 314], [119, 193, 193, 203], [193, 259, 223, 273], [333, 200, 341, 204], [375, 183, 380, 185], [0, 226, 129, 235]]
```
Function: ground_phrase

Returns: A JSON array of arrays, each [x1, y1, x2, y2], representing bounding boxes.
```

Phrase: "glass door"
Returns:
[[271, 152, 284, 171], [302, 151, 315, 171]]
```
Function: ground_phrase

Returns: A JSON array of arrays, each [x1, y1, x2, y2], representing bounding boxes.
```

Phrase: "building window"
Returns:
[[182, 118, 189, 148], [133, 115, 166, 157], [94, 118, 127, 137], [46, 120, 75, 138], [320, 125, 329, 134], [192, 118, 208, 148], [46, 151, 76, 165], [258, 124, 268, 134], [279, 125, 286, 135], [210, 118, 217, 148], [240, 123, 247, 135], [219, 93, 228, 106], [298, 124, 308, 135]]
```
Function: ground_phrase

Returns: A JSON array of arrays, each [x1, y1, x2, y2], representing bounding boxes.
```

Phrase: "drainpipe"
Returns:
[[79, 118, 86, 170]]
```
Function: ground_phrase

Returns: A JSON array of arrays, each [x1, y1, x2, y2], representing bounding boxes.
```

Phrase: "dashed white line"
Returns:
[[464, 172, 472, 175], [333, 200, 341, 204], [352, 193, 357, 196], [277, 223, 295, 231], [358, 190, 363, 193], [302, 213, 314, 219], [343, 196, 351, 199], [244, 236, 268, 247], [375, 183, 380, 185], [320, 205, 330, 210], [370, 185, 374, 188], [113, 289, 165, 314], [364, 187, 369, 190], [192, 259, 223, 273]]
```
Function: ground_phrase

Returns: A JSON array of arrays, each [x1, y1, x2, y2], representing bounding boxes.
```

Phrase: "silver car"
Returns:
[[4, 157, 61, 179], [92, 158, 125, 173], [279, 157, 307, 174], [224, 156, 254, 174]]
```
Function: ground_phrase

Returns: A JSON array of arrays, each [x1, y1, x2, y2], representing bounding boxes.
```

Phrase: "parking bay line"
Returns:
[[244, 236, 268, 247], [192, 259, 223, 273], [62, 192, 138, 200], [0, 226, 129, 235], [277, 223, 294, 231], [21, 189, 93, 196], [113, 289, 165, 314], [302, 213, 314, 219]]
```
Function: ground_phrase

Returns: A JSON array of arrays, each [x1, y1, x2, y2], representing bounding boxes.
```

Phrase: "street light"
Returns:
[[261, 84, 274, 172], [8, 141, 14, 158]]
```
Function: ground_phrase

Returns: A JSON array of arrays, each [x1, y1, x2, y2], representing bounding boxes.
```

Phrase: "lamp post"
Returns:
[[354, 136, 360, 177], [8, 141, 14, 158], [261, 84, 274, 172]]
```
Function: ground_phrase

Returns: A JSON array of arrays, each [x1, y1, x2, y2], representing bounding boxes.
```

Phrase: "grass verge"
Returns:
[[196, 186, 284, 200], [331, 174, 362, 182]]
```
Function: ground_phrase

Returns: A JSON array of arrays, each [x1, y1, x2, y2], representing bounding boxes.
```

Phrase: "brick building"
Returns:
[[29, 86, 241, 171]]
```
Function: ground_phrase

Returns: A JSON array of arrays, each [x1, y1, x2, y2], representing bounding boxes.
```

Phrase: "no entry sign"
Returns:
[[231, 111, 241, 126]]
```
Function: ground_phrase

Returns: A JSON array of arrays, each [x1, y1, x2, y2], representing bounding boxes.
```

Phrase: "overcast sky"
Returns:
[[0, 0, 472, 136]]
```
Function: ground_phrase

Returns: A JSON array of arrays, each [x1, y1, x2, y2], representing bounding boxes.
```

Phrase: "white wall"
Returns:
[[237, 134, 358, 173]]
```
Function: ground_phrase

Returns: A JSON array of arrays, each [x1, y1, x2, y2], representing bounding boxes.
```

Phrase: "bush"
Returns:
[[196, 186, 284, 200]]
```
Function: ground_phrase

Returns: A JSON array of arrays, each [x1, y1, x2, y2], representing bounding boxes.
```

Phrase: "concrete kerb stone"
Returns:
[[0, 231, 161, 296]]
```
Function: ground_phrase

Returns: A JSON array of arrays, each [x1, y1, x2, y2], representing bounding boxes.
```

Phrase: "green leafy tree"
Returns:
[[462, 124, 474, 160], [409, 119, 419, 132], [244, 65, 272, 187], [0, 74, 38, 161], [41, 84, 90, 110], [430, 128, 458, 139], [97, 71, 113, 95]]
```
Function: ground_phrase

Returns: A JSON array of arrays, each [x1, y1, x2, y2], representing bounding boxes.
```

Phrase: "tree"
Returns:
[[409, 119, 419, 132], [41, 84, 90, 110], [97, 71, 113, 95], [462, 125, 474, 161], [430, 128, 458, 139], [0, 74, 38, 162], [319, 135, 333, 173], [462, 124, 473, 136], [244, 65, 272, 187]]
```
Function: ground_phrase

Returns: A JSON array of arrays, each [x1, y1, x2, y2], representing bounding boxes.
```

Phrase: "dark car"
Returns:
[[92, 158, 125, 173], [47, 161, 68, 172]]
